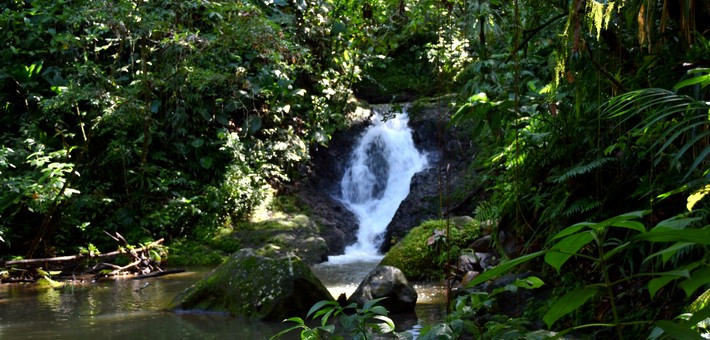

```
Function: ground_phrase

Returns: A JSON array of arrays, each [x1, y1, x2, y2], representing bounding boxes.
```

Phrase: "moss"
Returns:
[[169, 249, 333, 320], [166, 239, 228, 266], [380, 218, 480, 281], [168, 194, 325, 267]]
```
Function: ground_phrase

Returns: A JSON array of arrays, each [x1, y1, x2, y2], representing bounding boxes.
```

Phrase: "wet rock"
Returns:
[[169, 249, 333, 320], [297, 121, 368, 256], [450, 216, 474, 227], [348, 265, 417, 314], [460, 271, 480, 288], [458, 254, 480, 273], [478, 252, 499, 270], [499, 230, 521, 258], [469, 235, 493, 253]]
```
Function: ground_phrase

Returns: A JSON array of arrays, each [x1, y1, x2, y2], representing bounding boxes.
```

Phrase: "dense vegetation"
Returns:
[[1, 0, 709, 338]]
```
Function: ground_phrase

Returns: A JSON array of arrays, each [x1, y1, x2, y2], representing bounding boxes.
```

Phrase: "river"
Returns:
[[0, 266, 444, 339]]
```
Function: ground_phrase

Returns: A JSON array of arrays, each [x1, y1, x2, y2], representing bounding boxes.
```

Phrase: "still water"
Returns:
[[0, 265, 444, 339]]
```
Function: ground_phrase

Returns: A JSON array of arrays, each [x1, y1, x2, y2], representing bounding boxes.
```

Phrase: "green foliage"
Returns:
[[463, 210, 709, 337], [271, 298, 404, 340], [0, 0, 372, 256], [421, 276, 548, 339]]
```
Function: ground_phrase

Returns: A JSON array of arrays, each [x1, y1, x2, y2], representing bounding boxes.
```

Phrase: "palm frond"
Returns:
[[602, 88, 710, 179]]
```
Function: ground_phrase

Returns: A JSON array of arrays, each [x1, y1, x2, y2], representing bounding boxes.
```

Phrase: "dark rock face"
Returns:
[[380, 101, 475, 252], [347, 265, 417, 314], [297, 122, 368, 255], [168, 249, 333, 320]]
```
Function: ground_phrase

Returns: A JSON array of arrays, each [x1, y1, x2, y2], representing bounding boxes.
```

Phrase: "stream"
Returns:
[[0, 107, 443, 339], [0, 266, 445, 339]]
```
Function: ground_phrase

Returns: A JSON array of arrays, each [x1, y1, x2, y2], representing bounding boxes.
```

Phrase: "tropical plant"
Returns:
[[271, 298, 403, 340], [462, 210, 710, 338]]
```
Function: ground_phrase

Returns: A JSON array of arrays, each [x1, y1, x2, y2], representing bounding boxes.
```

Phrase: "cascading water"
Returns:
[[327, 107, 428, 264]]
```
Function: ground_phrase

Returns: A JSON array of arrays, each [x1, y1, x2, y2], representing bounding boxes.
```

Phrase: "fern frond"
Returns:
[[563, 197, 602, 217], [602, 88, 710, 178], [473, 200, 501, 223], [551, 157, 615, 184]]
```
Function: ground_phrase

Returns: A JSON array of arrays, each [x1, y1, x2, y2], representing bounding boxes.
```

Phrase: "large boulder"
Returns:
[[347, 265, 417, 314], [168, 249, 333, 320]]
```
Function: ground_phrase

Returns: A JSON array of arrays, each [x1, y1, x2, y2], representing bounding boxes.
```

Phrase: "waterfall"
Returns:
[[328, 107, 428, 264]]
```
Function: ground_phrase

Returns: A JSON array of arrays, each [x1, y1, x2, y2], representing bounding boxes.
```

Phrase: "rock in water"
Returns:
[[168, 249, 333, 320], [347, 265, 417, 314]]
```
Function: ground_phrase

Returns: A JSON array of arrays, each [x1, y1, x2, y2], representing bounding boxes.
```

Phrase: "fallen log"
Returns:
[[131, 269, 185, 280], [2, 238, 164, 266]]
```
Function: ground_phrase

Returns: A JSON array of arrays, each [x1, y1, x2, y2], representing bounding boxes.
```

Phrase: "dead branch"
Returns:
[[2, 238, 164, 266]]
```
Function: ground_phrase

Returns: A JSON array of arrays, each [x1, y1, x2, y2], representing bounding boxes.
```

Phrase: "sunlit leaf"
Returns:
[[687, 184, 710, 211]]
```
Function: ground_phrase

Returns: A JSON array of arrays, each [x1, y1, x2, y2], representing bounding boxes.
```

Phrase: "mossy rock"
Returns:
[[380, 218, 480, 281], [169, 248, 333, 320], [236, 195, 328, 264]]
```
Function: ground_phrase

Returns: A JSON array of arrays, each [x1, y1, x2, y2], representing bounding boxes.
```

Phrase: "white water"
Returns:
[[327, 108, 428, 264]]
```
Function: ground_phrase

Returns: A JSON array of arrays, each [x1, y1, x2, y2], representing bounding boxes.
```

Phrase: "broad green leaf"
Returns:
[[635, 228, 710, 244], [419, 323, 455, 340], [647, 270, 691, 298], [543, 286, 599, 328], [320, 308, 335, 326], [307, 300, 333, 318], [595, 210, 649, 229], [549, 223, 593, 241], [545, 231, 595, 273], [368, 305, 388, 316], [284, 316, 304, 324], [673, 74, 710, 91], [608, 220, 645, 233], [511, 276, 545, 290], [371, 315, 395, 333], [680, 267, 710, 298], [653, 217, 702, 231], [654, 320, 704, 340], [603, 242, 631, 261], [649, 262, 703, 298], [465, 251, 546, 288], [643, 242, 693, 265]]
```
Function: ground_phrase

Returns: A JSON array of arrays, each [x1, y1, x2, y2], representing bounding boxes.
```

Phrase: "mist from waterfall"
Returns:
[[327, 107, 427, 264]]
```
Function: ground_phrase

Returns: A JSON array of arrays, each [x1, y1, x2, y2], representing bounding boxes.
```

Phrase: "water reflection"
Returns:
[[0, 268, 296, 340], [0, 265, 445, 339]]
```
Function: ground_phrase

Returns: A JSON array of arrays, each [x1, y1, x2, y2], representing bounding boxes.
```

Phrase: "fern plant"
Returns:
[[603, 68, 710, 181]]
